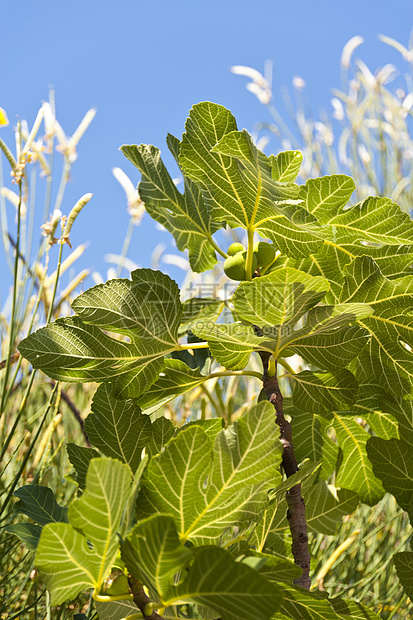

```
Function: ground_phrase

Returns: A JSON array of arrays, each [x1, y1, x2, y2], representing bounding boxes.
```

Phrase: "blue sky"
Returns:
[[1, 0, 412, 297]]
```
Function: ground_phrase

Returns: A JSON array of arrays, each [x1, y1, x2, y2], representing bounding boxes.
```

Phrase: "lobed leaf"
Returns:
[[137, 359, 206, 412], [270, 150, 303, 183], [179, 102, 323, 258], [333, 415, 385, 505], [342, 256, 413, 398], [233, 267, 329, 327], [286, 408, 339, 479], [291, 369, 358, 414], [121, 514, 191, 601], [304, 483, 358, 535], [122, 135, 222, 273], [35, 458, 131, 605], [85, 383, 151, 473], [12, 485, 68, 526], [137, 402, 283, 545], [19, 269, 182, 398], [172, 546, 282, 620], [296, 183, 413, 302], [194, 303, 371, 371], [366, 438, 413, 513], [277, 582, 342, 619]]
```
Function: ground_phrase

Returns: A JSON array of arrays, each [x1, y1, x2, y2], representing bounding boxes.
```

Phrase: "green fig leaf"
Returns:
[[19, 269, 183, 399], [138, 402, 282, 544], [34, 458, 131, 605], [179, 102, 323, 258]]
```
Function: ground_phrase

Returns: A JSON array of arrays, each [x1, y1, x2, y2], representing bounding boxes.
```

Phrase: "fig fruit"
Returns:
[[102, 570, 130, 597], [253, 241, 277, 269], [227, 242, 245, 256], [223, 250, 257, 281]]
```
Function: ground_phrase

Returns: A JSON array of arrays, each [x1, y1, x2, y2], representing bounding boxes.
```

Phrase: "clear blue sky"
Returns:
[[1, 0, 412, 296]]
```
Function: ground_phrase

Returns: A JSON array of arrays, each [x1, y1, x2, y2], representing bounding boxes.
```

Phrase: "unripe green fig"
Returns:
[[223, 251, 257, 281], [102, 570, 130, 597], [253, 241, 277, 269], [227, 242, 245, 256]]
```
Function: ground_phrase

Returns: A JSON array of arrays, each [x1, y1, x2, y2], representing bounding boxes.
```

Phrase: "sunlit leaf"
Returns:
[[95, 600, 140, 620], [342, 256, 413, 398], [138, 402, 282, 544], [286, 407, 338, 478], [277, 582, 342, 619], [179, 297, 225, 335], [179, 102, 323, 258], [291, 369, 358, 414], [296, 183, 413, 301], [85, 383, 151, 472], [19, 269, 182, 398], [137, 359, 206, 412], [233, 267, 329, 327], [333, 415, 385, 505], [194, 303, 371, 371], [121, 515, 191, 601], [172, 546, 282, 620], [35, 459, 131, 605], [304, 483, 358, 535], [270, 150, 303, 183]]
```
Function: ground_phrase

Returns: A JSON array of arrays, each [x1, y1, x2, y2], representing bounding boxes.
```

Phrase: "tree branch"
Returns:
[[259, 351, 311, 590], [128, 575, 165, 620]]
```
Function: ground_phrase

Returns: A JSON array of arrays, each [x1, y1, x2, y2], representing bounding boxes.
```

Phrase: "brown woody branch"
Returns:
[[259, 351, 311, 590], [128, 574, 165, 619]]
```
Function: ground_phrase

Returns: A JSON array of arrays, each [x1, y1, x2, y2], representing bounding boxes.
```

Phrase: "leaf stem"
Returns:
[[277, 358, 297, 375], [208, 369, 263, 380], [208, 235, 227, 259], [177, 341, 209, 350], [245, 226, 255, 280], [93, 590, 134, 603]]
